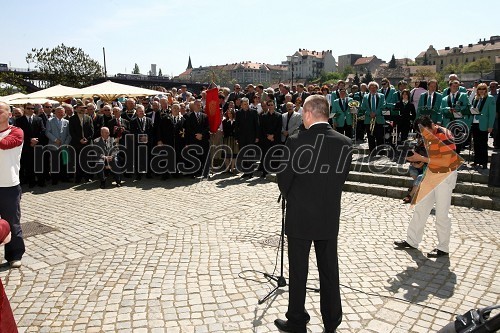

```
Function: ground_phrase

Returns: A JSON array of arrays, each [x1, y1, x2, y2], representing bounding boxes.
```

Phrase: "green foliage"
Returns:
[[462, 58, 492, 76], [389, 54, 397, 68], [341, 66, 354, 78], [0, 72, 27, 96], [362, 70, 373, 84], [158, 68, 163, 77], [26, 43, 103, 88], [353, 73, 360, 86], [435, 72, 448, 92], [132, 63, 140, 74], [311, 71, 342, 85], [414, 68, 436, 80], [442, 64, 464, 75], [423, 53, 429, 66]]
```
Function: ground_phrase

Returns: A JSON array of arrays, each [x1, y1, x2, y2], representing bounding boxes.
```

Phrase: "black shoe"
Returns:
[[427, 249, 448, 258], [136, 175, 142, 181], [100, 181, 106, 189], [274, 319, 306, 333], [115, 182, 122, 188], [393, 240, 416, 249], [240, 174, 248, 179], [51, 180, 58, 185]]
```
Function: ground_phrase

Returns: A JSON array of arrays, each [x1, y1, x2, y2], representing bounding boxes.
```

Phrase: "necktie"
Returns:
[[428, 94, 431, 107], [28, 116, 32, 125], [286, 113, 292, 131], [372, 95, 376, 111], [452, 94, 455, 104]]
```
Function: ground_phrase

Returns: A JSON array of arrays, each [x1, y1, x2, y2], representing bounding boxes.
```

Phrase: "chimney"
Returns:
[[459, 45, 463, 48], [468, 43, 473, 47], [445, 46, 450, 50]]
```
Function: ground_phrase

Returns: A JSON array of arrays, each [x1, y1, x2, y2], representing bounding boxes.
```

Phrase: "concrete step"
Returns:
[[350, 162, 490, 184], [266, 175, 500, 211], [342, 181, 500, 211], [351, 146, 495, 163], [347, 171, 500, 198]]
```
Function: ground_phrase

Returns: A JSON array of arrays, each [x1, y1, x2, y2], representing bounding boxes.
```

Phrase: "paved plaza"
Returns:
[[1, 175, 499, 332]]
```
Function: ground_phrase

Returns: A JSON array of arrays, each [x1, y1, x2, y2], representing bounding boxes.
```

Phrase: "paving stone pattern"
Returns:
[[1, 175, 499, 332]]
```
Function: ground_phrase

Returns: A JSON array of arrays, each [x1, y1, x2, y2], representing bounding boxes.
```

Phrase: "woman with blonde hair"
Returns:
[[470, 83, 496, 169]]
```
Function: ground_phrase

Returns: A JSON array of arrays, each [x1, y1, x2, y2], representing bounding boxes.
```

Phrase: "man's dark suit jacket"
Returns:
[[15, 116, 45, 149], [68, 114, 94, 149], [184, 112, 210, 147], [234, 108, 259, 146], [277, 123, 352, 240]]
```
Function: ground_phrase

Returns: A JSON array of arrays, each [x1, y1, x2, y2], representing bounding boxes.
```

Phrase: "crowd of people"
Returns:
[[4, 75, 499, 190]]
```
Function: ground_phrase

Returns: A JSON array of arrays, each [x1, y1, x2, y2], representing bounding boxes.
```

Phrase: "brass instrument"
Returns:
[[349, 100, 360, 142], [392, 122, 398, 145], [369, 117, 376, 135]]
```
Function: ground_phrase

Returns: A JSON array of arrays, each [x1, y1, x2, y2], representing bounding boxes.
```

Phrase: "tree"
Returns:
[[158, 68, 163, 77], [26, 43, 103, 88], [462, 58, 492, 78], [389, 54, 397, 68], [0, 72, 27, 96], [353, 72, 360, 86], [442, 64, 463, 75], [341, 66, 354, 79], [362, 70, 373, 84], [414, 68, 435, 81], [423, 53, 429, 66], [132, 63, 140, 74]]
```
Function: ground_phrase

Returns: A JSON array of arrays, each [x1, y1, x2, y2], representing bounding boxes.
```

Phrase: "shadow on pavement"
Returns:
[[386, 249, 457, 303]]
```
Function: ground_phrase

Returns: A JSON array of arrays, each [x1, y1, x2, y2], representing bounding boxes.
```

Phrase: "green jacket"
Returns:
[[471, 95, 496, 131], [378, 87, 397, 110], [360, 93, 386, 125], [331, 97, 353, 127], [442, 86, 467, 96], [417, 91, 443, 124], [440, 91, 472, 127]]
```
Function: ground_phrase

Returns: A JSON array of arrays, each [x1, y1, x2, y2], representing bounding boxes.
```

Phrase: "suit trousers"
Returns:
[[406, 170, 457, 253], [286, 236, 342, 332], [471, 124, 488, 167], [0, 185, 25, 262], [366, 124, 384, 151], [336, 126, 352, 140]]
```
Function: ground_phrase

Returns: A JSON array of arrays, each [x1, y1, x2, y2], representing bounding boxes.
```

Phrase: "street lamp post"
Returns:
[[287, 55, 298, 87]]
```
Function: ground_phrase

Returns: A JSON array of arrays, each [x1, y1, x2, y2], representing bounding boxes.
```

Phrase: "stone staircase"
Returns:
[[268, 143, 500, 211]]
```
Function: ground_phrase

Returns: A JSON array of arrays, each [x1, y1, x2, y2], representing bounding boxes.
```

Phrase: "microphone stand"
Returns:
[[258, 194, 320, 305]]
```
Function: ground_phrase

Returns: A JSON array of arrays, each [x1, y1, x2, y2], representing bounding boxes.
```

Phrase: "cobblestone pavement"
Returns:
[[1, 174, 499, 332]]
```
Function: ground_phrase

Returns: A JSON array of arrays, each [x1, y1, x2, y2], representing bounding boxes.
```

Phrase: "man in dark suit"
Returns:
[[235, 97, 260, 178], [276, 95, 352, 333], [157, 103, 186, 178], [184, 100, 210, 178], [293, 84, 310, 106], [15, 103, 45, 187], [69, 100, 94, 183], [147, 101, 162, 149], [259, 101, 282, 177], [130, 104, 154, 180]]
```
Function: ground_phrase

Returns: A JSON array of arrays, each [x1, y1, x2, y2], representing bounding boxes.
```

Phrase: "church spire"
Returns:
[[187, 55, 193, 70]]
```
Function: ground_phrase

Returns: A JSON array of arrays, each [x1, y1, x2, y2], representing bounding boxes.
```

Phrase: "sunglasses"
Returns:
[[25, 107, 35, 110], [477, 88, 487, 91], [44, 105, 52, 108]]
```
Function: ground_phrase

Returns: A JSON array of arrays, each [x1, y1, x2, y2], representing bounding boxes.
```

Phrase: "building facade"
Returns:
[[415, 36, 500, 72], [284, 49, 337, 80], [338, 54, 362, 72], [353, 56, 385, 74]]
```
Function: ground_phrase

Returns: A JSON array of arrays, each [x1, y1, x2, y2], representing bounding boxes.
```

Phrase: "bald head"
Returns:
[[0, 101, 12, 128], [302, 95, 329, 128]]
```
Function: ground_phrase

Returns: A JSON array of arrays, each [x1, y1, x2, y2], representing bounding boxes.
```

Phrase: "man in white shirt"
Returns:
[[0, 101, 25, 269]]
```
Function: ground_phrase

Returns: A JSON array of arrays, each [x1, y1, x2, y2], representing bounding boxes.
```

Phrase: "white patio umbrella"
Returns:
[[0, 92, 27, 103], [9, 97, 59, 105], [77, 80, 161, 102], [21, 84, 82, 102]]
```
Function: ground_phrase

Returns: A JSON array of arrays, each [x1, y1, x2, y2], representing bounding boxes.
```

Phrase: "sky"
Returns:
[[3, 0, 499, 78]]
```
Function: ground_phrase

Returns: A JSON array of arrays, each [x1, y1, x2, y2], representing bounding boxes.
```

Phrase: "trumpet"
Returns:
[[369, 117, 376, 135], [392, 122, 398, 145], [348, 100, 360, 109]]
